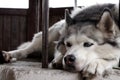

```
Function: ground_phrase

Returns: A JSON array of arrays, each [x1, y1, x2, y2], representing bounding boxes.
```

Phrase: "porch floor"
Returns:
[[0, 60, 120, 80]]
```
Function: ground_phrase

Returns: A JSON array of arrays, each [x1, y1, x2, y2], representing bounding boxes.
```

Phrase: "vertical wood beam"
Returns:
[[27, 0, 40, 40]]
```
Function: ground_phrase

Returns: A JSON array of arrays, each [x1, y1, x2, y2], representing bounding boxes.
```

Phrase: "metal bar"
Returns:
[[42, 0, 49, 68], [74, 0, 77, 8]]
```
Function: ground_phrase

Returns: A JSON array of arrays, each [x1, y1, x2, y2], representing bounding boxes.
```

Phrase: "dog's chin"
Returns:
[[63, 64, 79, 72]]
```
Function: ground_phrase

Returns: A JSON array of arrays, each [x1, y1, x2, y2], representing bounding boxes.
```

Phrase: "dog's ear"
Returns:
[[65, 9, 73, 26], [97, 8, 115, 33]]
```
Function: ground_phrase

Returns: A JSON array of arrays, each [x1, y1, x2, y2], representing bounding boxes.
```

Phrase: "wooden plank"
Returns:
[[0, 8, 27, 16], [19, 16, 27, 44], [39, 0, 42, 31], [0, 16, 3, 50], [3, 16, 11, 51], [11, 16, 20, 50], [27, 0, 38, 41]]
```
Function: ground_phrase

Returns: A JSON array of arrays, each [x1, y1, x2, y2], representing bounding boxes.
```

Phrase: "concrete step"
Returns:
[[0, 61, 120, 80]]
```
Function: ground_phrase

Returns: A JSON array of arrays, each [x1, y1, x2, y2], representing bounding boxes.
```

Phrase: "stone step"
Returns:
[[0, 61, 120, 80]]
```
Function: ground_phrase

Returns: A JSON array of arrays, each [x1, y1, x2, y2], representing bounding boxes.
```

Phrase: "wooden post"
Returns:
[[42, 0, 49, 68], [27, 0, 40, 40]]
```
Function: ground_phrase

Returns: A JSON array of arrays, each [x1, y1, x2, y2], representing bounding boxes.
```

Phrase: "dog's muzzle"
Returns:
[[64, 55, 76, 68]]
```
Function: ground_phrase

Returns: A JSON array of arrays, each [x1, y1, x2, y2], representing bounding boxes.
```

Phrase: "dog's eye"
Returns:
[[66, 42, 72, 47], [83, 42, 94, 47]]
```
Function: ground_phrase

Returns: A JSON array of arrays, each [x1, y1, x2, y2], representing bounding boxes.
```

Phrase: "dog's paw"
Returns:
[[0, 51, 16, 64], [82, 59, 112, 78], [49, 61, 63, 69]]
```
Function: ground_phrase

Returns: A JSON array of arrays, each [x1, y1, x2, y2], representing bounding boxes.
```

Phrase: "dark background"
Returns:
[[0, 0, 75, 51]]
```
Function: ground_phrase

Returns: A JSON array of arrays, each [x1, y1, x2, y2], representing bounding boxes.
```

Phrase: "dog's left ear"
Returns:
[[97, 8, 115, 33], [65, 9, 74, 26]]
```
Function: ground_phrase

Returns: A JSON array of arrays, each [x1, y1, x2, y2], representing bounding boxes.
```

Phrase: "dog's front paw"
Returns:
[[0, 51, 16, 64], [49, 60, 63, 69], [82, 59, 112, 78]]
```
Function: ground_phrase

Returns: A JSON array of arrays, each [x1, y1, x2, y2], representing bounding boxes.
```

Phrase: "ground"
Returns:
[[0, 59, 120, 80]]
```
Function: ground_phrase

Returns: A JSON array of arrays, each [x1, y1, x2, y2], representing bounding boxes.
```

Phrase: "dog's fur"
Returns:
[[1, 3, 119, 78]]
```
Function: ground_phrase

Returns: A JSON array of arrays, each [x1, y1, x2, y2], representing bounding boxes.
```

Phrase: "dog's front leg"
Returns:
[[82, 58, 118, 79], [49, 50, 63, 69], [1, 20, 65, 63], [2, 32, 43, 60]]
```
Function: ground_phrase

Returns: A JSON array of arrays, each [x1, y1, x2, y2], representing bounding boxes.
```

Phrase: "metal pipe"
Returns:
[[74, 0, 77, 8], [42, 0, 49, 68]]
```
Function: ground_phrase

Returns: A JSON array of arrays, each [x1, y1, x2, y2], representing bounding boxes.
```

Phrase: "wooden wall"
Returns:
[[0, 7, 74, 51], [49, 7, 74, 26], [0, 9, 27, 51]]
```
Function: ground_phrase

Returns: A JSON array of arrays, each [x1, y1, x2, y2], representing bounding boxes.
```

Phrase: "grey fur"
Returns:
[[63, 3, 119, 45], [73, 4, 118, 24], [52, 3, 119, 71]]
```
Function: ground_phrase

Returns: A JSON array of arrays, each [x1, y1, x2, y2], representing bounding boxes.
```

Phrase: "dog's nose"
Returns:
[[64, 55, 75, 65]]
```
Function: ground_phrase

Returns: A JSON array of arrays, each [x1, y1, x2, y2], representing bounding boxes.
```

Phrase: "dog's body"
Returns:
[[1, 3, 119, 78]]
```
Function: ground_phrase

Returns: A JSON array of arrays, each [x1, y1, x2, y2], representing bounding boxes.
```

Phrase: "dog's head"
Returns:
[[56, 4, 119, 72], [61, 34, 99, 71]]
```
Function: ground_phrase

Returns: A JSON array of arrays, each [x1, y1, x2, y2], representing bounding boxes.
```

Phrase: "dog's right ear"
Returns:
[[97, 8, 115, 33], [65, 9, 73, 26]]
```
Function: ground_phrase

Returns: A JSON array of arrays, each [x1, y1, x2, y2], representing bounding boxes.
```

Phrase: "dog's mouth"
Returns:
[[63, 56, 88, 72], [63, 64, 77, 72], [63, 59, 78, 72]]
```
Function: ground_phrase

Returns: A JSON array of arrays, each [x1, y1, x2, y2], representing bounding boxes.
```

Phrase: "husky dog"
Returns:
[[0, 3, 119, 77]]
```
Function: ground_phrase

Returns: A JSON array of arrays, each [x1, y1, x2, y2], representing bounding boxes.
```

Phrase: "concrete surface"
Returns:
[[0, 61, 120, 80]]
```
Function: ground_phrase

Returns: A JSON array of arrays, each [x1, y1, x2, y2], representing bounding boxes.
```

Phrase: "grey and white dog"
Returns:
[[1, 3, 119, 78]]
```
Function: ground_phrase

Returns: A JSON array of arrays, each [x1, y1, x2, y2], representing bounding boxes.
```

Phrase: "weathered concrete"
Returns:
[[0, 61, 120, 80]]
